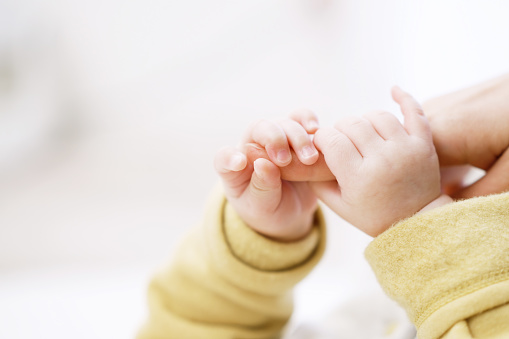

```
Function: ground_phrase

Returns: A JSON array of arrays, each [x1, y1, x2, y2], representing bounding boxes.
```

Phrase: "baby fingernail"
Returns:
[[253, 159, 262, 174], [277, 149, 291, 164], [307, 120, 319, 130], [301, 146, 317, 158], [230, 154, 244, 170]]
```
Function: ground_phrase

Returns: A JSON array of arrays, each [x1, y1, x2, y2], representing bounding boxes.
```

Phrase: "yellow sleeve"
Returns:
[[136, 187, 327, 339], [365, 193, 509, 339]]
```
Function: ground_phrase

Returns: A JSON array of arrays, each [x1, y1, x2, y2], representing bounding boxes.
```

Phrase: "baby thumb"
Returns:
[[248, 158, 282, 209]]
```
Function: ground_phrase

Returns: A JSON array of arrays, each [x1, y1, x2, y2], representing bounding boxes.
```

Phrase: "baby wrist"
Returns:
[[417, 194, 454, 215], [251, 214, 315, 243], [224, 203, 322, 270]]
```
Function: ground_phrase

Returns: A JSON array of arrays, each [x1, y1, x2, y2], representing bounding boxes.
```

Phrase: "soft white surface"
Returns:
[[0, 265, 149, 339], [0, 0, 508, 338]]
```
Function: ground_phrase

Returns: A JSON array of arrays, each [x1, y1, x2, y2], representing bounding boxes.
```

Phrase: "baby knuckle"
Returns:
[[246, 119, 264, 135], [364, 110, 390, 120], [335, 117, 364, 130], [349, 117, 370, 128], [289, 108, 317, 120], [253, 118, 271, 129], [414, 106, 425, 116], [294, 134, 312, 146], [328, 134, 348, 152]]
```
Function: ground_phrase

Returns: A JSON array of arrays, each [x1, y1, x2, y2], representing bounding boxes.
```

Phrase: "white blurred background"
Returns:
[[0, 0, 508, 338]]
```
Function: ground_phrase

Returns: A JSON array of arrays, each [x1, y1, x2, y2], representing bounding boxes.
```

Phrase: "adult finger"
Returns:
[[391, 86, 432, 140], [453, 148, 509, 199]]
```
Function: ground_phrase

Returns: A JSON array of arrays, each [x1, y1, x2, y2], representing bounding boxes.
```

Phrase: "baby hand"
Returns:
[[214, 110, 320, 242], [311, 87, 451, 237]]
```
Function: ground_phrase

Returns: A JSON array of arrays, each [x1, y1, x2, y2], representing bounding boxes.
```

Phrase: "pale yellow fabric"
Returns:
[[223, 203, 321, 271], [365, 193, 509, 339], [469, 302, 509, 338], [418, 280, 509, 339], [138, 187, 509, 339], [137, 187, 327, 339]]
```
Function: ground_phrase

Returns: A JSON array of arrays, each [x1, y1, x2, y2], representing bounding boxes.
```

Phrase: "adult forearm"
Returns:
[[423, 73, 509, 169], [424, 73, 509, 119]]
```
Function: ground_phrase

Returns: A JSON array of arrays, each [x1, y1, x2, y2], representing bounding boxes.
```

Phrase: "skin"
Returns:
[[214, 110, 321, 242], [248, 74, 509, 200], [215, 88, 453, 239], [423, 73, 509, 198], [309, 87, 452, 236], [217, 74, 509, 239]]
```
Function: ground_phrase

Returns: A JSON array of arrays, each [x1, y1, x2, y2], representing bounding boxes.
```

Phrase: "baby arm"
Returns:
[[137, 112, 327, 339], [313, 87, 509, 339], [214, 111, 320, 241]]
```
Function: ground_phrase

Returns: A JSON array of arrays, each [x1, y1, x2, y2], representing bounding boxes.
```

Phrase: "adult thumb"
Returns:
[[452, 148, 509, 199]]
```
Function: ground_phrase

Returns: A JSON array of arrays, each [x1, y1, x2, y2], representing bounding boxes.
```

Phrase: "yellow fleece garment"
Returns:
[[138, 189, 509, 339], [365, 193, 509, 339], [137, 187, 327, 339]]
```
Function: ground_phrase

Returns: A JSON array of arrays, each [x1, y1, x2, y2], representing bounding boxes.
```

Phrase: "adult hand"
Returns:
[[423, 73, 509, 198]]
